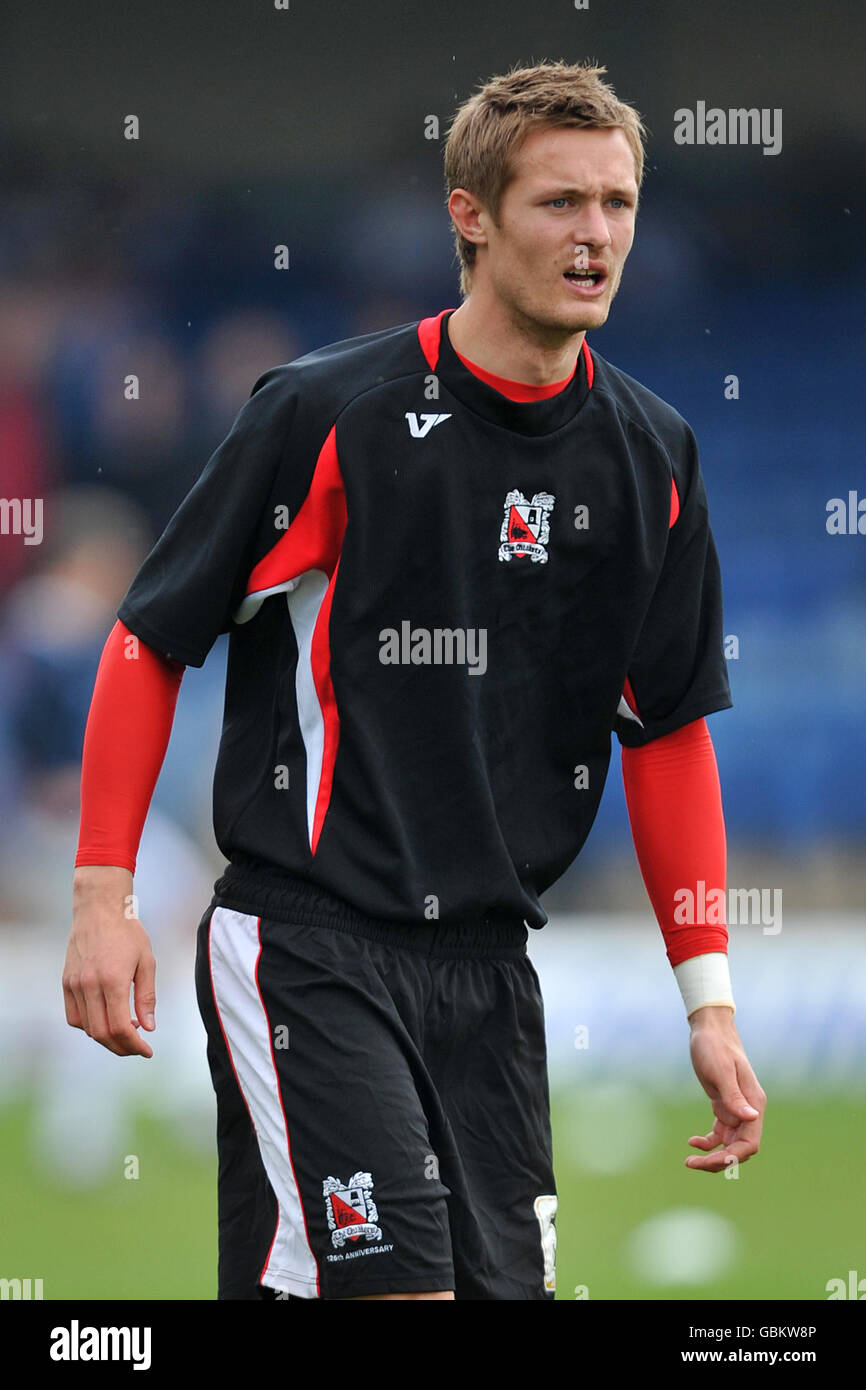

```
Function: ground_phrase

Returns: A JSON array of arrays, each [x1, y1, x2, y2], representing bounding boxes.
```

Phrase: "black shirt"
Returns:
[[118, 307, 732, 930]]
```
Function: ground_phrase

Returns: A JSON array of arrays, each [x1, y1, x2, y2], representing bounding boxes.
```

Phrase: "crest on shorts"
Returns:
[[323, 1171, 382, 1247], [498, 489, 555, 563]]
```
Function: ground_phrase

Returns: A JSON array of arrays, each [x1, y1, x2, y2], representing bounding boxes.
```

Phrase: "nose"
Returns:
[[572, 199, 612, 252]]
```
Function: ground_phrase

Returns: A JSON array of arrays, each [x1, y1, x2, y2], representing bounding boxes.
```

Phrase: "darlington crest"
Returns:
[[498, 489, 555, 563], [323, 1172, 382, 1248]]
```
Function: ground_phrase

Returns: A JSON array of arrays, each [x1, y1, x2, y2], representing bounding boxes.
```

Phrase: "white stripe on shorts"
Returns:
[[208, 905, 319, 1297]]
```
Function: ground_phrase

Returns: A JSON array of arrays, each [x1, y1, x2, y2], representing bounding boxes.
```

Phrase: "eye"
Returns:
[[548, 198, 569, 208], [608, 198, 628, 209]]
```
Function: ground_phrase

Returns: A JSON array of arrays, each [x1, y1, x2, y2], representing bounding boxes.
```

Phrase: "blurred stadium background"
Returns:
[[1, 1, 864, 1300]]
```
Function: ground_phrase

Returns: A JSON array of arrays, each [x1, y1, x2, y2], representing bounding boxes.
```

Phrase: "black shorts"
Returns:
[[194, 891, 557, 1301]]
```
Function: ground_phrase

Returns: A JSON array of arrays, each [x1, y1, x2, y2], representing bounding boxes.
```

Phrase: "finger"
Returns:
[[700, 1086, 758, 1131], [685, 1135, 760, 1171], [73, 986, 94, 1036], [725, 1057, 765, 1119], [719, 1090, 760, 1121], [709, 1061, 761, 1123], [685, 1153, 729, 1171], [79, 968, 116, 1043], [133, 952, 156, 1032], [739, 1069, 768, 1113], [104, 977, 153, 1057], [63, 945, 89, 1033], [62, 978, 84, 1030], [82, 978, 124, 1054], [687, 1116, 732, 1148], [687, 1132, 724, 1151]]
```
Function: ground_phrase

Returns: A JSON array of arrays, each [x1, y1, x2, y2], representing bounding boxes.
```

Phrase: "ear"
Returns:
[[448, 188, 488, 249]]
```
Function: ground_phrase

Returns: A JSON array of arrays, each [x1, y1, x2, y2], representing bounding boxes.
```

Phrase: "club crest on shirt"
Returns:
[[323, 1172, 382, 1247], [498, 489, 555, 563]]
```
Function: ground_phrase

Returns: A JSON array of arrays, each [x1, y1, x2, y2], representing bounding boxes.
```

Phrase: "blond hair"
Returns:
[[443, 60, 647, 297]]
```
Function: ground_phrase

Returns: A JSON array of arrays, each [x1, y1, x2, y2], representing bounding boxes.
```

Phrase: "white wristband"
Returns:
[[673, 952, 735, 1018]]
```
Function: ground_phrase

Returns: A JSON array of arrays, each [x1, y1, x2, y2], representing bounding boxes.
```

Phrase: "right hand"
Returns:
[[63, 866, 157, 1058]]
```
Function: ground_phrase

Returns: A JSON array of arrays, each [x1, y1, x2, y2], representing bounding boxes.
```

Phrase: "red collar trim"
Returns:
[[417, 308, 594, 395]]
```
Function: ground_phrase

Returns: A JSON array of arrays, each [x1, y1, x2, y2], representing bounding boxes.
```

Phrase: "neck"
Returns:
[[448, 286, 585, 386]]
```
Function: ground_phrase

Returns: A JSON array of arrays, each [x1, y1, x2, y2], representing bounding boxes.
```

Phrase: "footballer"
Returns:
[[64, 59, 766, 1301]]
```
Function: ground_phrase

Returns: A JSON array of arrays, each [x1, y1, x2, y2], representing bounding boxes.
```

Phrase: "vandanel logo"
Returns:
[[405, 412, 452, 437]]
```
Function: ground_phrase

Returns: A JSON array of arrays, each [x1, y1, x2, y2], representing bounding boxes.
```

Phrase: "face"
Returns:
[[457, 124, 639, 334]]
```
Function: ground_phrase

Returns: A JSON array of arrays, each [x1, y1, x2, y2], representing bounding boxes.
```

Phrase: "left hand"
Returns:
[[685, 1006, 766, 1172]]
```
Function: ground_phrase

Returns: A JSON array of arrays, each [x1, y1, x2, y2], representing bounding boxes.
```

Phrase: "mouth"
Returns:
[[563, 267, 608, 298]]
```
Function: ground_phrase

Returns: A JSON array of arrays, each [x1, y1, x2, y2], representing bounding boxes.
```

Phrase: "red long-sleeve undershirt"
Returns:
[[75, 620, 184, 874], [75, 623, 728, 967], [622, 719, 728, 966]]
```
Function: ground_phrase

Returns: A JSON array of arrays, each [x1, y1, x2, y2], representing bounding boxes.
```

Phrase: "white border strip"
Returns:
[[617, 694, 644, 727], [209, 906, 319, 1297], [286, 570, 330, 847]]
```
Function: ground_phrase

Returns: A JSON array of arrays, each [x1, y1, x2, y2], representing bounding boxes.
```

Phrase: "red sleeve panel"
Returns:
[[621, 715, 729, 966], [75, 619, 185, 874]]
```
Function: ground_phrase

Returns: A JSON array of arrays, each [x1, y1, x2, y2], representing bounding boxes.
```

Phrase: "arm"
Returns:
[[622, 717, 766, 1171], [65, 366, 303, 1055], [64, 619, 185, 1058]]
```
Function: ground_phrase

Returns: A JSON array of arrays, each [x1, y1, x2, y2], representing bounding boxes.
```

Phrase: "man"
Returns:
[[65, 59, 766, 1301]]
